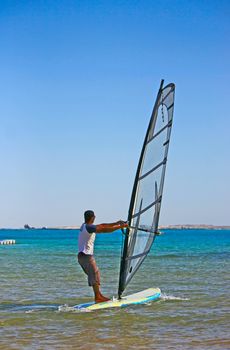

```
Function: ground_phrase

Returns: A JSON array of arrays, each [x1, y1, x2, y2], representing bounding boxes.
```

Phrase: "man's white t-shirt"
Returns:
[[78, 223, 97, 255]]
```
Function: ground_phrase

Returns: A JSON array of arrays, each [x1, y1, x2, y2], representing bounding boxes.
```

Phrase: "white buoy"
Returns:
[[0, 239, 16, 245]]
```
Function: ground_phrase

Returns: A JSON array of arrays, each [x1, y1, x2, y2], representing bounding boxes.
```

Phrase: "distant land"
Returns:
[[159, 224, 230, 230], [0, 224, 230, 230]]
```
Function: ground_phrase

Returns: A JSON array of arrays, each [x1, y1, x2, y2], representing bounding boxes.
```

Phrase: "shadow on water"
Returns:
[[0, 303, 59, 313]]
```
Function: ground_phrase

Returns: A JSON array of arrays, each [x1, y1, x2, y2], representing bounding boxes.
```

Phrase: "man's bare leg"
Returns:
[[93, 284, 110, 303]]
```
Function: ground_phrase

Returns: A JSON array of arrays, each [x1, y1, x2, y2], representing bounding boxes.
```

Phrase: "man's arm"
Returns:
[[96, 221, 128, 233]]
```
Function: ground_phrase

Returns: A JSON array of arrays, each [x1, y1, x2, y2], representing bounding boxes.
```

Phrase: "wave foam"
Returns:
[[58, 304, 91, 313], [160, 293, 190, 301]]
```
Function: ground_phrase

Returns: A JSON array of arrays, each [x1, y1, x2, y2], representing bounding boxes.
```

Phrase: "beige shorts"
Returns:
[[78, 252, 100, 286]]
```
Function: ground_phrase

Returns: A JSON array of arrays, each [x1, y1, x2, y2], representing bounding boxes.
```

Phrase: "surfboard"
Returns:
[[73, 287, 161, 311]]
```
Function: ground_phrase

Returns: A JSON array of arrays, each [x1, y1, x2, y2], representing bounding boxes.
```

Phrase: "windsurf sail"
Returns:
[[118, 80, 175, 298]]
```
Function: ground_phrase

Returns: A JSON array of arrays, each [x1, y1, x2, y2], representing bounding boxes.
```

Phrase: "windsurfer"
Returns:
[[78, 210, 128, 303]]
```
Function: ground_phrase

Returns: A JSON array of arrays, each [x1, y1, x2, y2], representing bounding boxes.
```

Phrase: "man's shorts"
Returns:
[[78, 252, 100, 286]]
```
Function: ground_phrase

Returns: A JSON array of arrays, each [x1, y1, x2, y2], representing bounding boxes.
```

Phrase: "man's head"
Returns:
[[84, 210, 95, 224]]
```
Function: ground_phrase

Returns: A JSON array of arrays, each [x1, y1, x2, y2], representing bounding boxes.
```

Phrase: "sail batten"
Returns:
[[131, 196, 162, 218], [125, 249, 151, 260], [147, 119, 172, 144], [129, 226, 158, 233], [118, 80, 175, 298], [139, 158, 167, 180]]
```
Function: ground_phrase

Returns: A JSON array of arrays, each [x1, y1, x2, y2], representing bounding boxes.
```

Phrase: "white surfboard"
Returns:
[[73, 287, 161, 311]]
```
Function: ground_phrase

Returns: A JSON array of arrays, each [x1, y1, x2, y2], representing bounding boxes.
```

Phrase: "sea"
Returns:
[[0, 229, 229, 350]]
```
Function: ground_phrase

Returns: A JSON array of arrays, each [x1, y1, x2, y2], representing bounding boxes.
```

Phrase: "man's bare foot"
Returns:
[[95, 295, 110, 303]]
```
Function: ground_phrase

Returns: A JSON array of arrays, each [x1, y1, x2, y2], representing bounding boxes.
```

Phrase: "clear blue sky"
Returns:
[[0, 0, 229, 227]]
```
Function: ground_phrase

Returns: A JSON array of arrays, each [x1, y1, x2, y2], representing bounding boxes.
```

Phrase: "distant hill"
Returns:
[[160, 224, 230, 230]]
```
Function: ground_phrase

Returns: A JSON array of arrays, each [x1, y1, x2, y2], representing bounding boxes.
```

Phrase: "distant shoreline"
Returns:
[[159, 224, 230, 230], [1, 224, 230, 230]]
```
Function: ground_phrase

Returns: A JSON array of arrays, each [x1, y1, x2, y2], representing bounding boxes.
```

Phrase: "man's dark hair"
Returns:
[[84, 210, 95, 222]]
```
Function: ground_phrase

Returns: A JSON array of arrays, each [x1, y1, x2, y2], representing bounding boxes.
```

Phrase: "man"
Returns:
[[78, 210, 128, 303]]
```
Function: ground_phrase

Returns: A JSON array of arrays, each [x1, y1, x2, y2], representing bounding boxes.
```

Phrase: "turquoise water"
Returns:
[[0, 229, 229, 350]]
